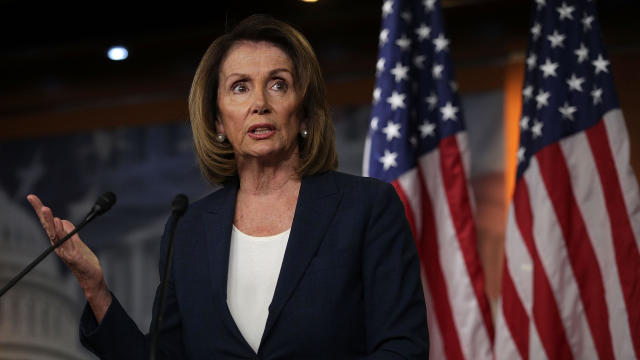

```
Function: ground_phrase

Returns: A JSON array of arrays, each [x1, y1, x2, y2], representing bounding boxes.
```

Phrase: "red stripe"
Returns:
[[537, 143, 615, 360], [586, 120, 640, 357], [513, 179, 573, 360], [438, 136, 495, 342], [394, 172, 466, 360], [392, 180, 418, 241], [500, 257, 529, 360]]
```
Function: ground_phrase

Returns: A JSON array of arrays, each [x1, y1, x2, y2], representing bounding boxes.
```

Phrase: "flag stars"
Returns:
[[582, 13, 594, 31], [566, 74, 585, 92], [592, 54, 610, 74], [400, 11, 412, 23], [526, 53, 537, 70], [376, 57, 386, 75], [433, 34, 450, 52], [531, 120, 544, 138], [575, 43, 589, 63], [382, 1, 394, 18], [539, 58, 559, 78], [415, 23, 431, 40], [535, 0, 546, 9], [536, 90, 551, 109], [547, 30, 566, 48], [379, 149, 398, 171], [531, 22, 542, 41], [387, 91, 407, 110], [395, 35, 412, 51], [379, 29, 390, 46], [432, 63, 444, 79], [558, 101, 577, 120], [382, 120, 402, 141], [420, 121, 436, 138], [425, 92, 438, 110], [517, 146, 526, 163], [591, 86, 603, 105], [413, 54, 426, 69], [423, 0, 436, 12], [373, 87, 382, 104], [440, 102, 459, 121], [556, 2, 575, 20], [520, 116, 530, 131], [370, 117, 379, 131], [390, 62, 410, 82], [523, 85, 534, 102]]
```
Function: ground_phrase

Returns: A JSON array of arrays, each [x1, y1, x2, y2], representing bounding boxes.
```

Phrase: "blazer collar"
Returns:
[[201, 172, 343, 349], [262, 172, 342, 342]]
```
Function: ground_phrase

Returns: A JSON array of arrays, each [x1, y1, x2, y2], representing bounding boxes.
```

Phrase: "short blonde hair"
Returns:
[[189, 14, 338, 185]]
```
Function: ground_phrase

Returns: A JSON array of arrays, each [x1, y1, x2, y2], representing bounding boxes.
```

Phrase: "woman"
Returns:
[[28, 15, 429, 359]]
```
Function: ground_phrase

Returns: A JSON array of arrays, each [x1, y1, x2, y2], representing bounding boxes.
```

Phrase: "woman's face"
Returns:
[[216, 41, 305, 165]]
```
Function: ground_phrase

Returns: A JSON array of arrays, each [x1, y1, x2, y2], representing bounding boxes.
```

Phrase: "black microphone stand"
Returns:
[[149, 194, 189, 360], [0, 192, 117, 298]]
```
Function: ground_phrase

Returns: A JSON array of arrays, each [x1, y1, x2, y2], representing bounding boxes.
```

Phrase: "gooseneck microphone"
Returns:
[[150, 194, 189, 360], [0, 191, 117, 298]]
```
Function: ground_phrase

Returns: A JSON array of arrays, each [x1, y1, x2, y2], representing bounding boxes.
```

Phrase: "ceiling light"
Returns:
[[107, 46, 128, 61]]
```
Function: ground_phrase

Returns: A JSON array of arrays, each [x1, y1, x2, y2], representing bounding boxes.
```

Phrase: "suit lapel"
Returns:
[[262, 172, 343, 340], [202, 182, 243, 339]]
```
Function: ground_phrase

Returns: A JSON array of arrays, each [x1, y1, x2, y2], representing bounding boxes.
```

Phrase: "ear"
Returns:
[[215, 116, 225, 134]]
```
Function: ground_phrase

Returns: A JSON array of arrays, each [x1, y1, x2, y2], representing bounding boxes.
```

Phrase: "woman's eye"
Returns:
[[232, 82, 248, 93], [271, 80, 288, 92]]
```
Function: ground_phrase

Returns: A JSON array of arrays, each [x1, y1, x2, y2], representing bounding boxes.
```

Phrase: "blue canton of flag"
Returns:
[[364, 0, 465, 180], [517, 0, 618, 178]]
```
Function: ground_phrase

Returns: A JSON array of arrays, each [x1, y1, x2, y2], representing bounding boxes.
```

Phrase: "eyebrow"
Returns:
[[223, 68, 293, 82]]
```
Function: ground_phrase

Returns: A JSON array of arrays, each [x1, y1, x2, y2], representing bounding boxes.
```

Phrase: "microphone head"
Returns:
[[93, 191, 117, 216], [171, 194, 189, 215]]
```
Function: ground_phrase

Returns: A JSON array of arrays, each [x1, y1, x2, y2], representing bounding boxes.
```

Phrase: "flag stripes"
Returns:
[[499, 113, 640, 358]]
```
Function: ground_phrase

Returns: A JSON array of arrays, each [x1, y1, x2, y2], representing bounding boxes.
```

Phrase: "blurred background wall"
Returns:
[[0, 0, 638, 358]]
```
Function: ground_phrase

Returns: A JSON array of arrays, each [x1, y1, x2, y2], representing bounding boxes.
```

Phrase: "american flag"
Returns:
[[363, 0, 494, 358], [495, 0, 640, 359]]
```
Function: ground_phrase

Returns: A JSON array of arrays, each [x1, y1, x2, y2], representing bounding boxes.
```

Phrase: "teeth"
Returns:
[[252, 128, 271, 134]]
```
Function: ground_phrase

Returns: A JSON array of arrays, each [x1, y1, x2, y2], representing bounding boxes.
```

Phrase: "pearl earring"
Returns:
[[300, 129, 309, 139], [216, 133, 226, 143]]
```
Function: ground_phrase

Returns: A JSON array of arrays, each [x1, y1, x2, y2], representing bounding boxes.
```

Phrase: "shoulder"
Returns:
[[181, 183, 237, 221], [305, 171, 398, 206]]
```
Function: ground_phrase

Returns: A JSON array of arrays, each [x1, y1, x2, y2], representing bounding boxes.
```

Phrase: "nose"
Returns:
[[251, 88, 271, 115]]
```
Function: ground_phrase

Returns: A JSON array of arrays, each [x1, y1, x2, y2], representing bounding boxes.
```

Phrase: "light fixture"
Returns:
[[107, 46, 129, 61], [301, 0, 318, 2]]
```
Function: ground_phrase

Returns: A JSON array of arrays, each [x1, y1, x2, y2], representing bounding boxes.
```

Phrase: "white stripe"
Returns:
[[603, 109, 640, 251], [495, 203, 534, 359], [529, 320, 549, 360], [524, 157, 598, 359], [362, 134, 372, 177], [419, 150, 492, 360], [397, 169, 422, 238], [456, 132, 477, 214], [559, 130, 635, 359], [421, 266, 445, 360], [505, 205, 534, 313], [495, 298, 523, 360]]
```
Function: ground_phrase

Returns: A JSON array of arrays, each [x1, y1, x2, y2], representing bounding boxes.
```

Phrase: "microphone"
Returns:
[[149, 194, 189, 360], [0, 192, 117, 298]]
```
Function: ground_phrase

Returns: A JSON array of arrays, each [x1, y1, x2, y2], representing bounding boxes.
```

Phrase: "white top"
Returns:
[[226, 225, 290, 353]]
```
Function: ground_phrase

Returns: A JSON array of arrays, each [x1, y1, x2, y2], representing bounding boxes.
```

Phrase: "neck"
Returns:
[[236, 154, 301, 196]]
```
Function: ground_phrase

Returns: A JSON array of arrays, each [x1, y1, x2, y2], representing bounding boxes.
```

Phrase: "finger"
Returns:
[[53, 217, 65, 243], [27, 194, 57, 241], [61, 220, 81, 242]]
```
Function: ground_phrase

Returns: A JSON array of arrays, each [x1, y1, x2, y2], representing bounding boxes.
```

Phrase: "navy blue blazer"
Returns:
[[80, 171, 429, 359]]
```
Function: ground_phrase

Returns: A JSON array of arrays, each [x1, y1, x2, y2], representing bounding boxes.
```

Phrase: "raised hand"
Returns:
[[27, 194, 112, 323]]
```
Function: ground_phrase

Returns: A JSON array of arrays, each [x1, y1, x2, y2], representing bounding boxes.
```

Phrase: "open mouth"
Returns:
[[248, 123, 275, 138]]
